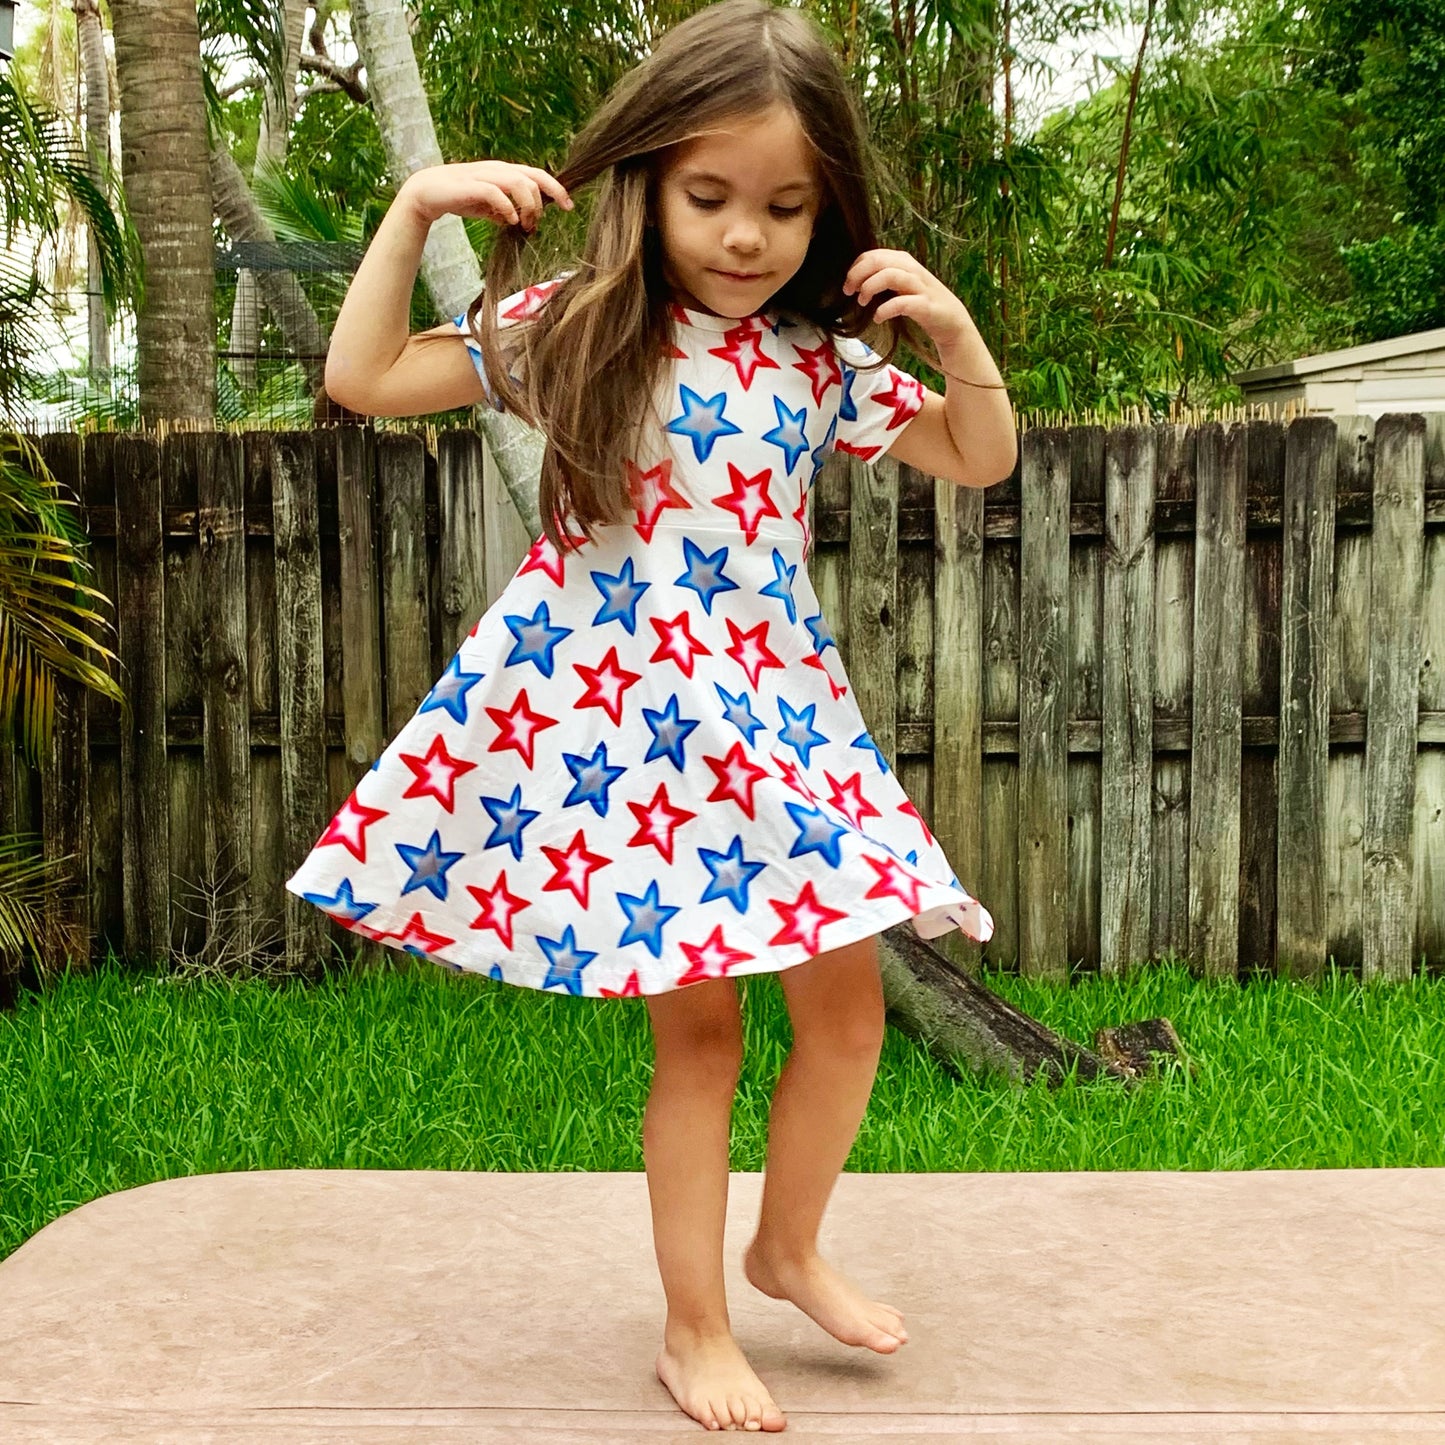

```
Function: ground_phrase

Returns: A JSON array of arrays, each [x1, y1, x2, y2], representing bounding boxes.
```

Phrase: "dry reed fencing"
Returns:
[[1, 414, 1442, 986]]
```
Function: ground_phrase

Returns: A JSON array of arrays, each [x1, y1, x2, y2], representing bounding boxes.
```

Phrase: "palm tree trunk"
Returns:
[[349, 0, 546, 535], [109, 0, 215, 422], [74, 0, 111, 389]]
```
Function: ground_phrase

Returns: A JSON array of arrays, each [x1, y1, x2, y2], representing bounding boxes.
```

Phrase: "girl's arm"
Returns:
[[323, 162, 572, 417]]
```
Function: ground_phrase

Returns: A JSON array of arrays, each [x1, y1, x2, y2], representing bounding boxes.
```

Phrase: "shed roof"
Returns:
[[1232, 326, 1445, 384]]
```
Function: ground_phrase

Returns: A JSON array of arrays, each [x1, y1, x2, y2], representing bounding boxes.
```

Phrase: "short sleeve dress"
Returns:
[[283, 274, 995, 997]]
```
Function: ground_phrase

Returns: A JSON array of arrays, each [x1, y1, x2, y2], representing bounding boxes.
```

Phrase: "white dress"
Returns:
[[283, 276, 994, 996]]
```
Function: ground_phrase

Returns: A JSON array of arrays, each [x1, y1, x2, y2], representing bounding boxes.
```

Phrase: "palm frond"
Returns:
[[0, 431, 130, 769]]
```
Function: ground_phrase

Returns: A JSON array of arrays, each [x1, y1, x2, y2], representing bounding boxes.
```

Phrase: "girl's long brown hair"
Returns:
[[465, 0, 961, 557]]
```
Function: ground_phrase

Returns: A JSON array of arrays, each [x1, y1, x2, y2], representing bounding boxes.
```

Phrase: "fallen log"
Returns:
[[875, 924, 1181, 1090]]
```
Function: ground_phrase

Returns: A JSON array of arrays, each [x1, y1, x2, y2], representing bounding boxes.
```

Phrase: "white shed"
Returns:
[[1232, 325, 1445, 416]]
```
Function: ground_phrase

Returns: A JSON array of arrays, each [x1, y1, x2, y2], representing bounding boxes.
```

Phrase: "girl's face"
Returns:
[[655, 103, 824, 319]]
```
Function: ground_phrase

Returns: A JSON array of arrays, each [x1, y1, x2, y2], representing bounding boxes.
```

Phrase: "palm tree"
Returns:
[[0, 64, 133, 968], [107, 0, 216, 421], [0, 430, 129, 965], [0, 69, 132, 423]]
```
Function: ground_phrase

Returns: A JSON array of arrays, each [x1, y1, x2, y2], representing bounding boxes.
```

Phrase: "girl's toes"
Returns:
[[728, 1395, 748, 1428]]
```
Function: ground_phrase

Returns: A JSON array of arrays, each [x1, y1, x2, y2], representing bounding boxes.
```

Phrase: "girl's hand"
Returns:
[[841, 249, 972, 350], [402, 160, 574, 232]]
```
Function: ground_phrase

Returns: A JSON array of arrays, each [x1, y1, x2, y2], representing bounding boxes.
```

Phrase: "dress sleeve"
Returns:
[[451, 272, 570, 413], [831, 333, 926, 462]]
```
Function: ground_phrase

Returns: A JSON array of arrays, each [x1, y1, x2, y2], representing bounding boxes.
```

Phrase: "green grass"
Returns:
[[2, 948, 1442, 1265]]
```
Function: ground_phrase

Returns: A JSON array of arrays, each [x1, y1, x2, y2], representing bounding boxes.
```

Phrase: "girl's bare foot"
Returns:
[[743, 1240, 909, 1353], [656, 1327, 789, 1432]]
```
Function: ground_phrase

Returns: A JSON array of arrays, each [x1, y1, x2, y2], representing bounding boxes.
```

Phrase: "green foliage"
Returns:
[[1298, 0, 1445, 334]]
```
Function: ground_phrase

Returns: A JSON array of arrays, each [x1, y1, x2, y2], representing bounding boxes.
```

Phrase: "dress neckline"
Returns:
[[670, 300, 780, 333]]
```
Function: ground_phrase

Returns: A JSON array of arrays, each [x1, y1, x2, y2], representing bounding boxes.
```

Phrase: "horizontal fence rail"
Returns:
[[1, 414, 1441, 985]]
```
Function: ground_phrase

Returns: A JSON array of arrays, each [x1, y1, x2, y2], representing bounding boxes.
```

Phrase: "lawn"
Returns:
[[2, 948, 1442, 1265]]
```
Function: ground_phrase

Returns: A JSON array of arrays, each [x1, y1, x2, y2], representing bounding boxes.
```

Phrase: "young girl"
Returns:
[[287, 0, 1013, 1431]]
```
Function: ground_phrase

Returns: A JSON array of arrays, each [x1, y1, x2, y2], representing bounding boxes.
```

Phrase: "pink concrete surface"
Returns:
[[0, 1167, 1442, 1442]]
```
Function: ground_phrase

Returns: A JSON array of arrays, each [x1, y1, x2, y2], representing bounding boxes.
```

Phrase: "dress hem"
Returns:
[[283, 873, 994, 999]]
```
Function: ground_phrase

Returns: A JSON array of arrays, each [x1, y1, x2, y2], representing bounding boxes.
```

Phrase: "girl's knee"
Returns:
[[645, 976, 744, 1067]]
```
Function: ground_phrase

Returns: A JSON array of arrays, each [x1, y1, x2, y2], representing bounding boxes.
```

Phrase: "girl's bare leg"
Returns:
[[643, 976, 788, 1432], [742, 932, 911, 1353]]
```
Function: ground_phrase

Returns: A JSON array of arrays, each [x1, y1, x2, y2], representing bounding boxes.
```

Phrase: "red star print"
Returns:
[[767, 878, 850, 954], [800, 651, 848, 698], [398, 731, 478, 812], [359, 910, 457, 954], [484, 687, 559, 769], [626, 457, 692, 543], [702, 740, 773, 821], [515, 533, 568, 589], [464, 870, 531, 951], [706, 324, 781, 388], [723, 616, 785, 690], [573, 644, 644, 725], [823, 770, 883, 831], [792, 487, 811, 552], [674, 922, 757, 985], [897, 798, 936, 846], [501, 277, 564, 322], [860, 850, 929, 912], [711, 461, 783, 544], [878, 369, 926, 427], [774, 754, 821, 803], [626, 781, 698, 863], [316, 793, 389, 863], [649, 609, 713, 678], [792, 337, 846, 406], [540, 828, 612, 907], [600, 969, 645, 998]]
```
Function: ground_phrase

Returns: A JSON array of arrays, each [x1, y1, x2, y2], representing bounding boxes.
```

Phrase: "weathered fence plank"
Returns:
[[1239, 419, 1285, 972], [273, 433, 328, 971], [335, 426, 384, 773], [197, 431, 253, 965], [437, 429, 489, 663], [1327, 416, 1375, 971], [1419, 416, 1445, 966], [331, 426, 387, 970], [1363, 414, 1425, 981], [114, 434, 169, 966], [1067, 426, 1104, 972], [164, 431, 208, 961], [1019, 427, 1070, 979], [482, 433, 535, 608], [810, 452, 850, 722], [82, 433, 122, 953], [1151, 423, 1192, 965], [1276, 417, 1337, 980], [37, 431, 90, 967], [377, 434, 431, 731], [896, 461, 936, 858], [980, 468, 1020, 968], [1188, 421, 1246, 978], [847, 451, 899, 768], [931, 474, 985, 974], [245, 433, 286, 952], [1100, 423, 1155, 974]]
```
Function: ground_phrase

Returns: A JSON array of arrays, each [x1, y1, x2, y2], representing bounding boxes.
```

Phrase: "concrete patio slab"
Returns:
[[0, 1168, 1442, 1442]]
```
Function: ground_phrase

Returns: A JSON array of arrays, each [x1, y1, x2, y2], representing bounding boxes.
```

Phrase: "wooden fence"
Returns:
[[1, 414, 1441, 986]]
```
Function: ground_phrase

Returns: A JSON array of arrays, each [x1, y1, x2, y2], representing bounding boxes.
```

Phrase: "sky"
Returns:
[[5, 1, 1145, 407]]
